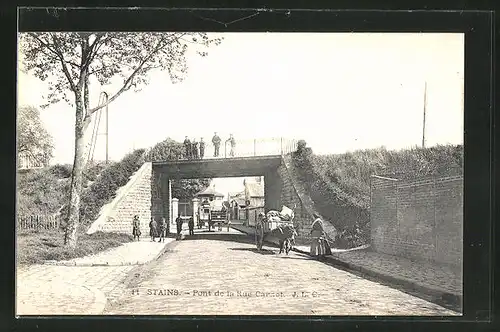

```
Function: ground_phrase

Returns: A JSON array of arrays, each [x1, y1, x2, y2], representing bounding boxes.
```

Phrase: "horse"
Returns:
[[270, 224, 297, 255]]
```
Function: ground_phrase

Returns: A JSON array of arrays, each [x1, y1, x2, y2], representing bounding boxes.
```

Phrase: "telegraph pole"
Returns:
[[102, 92, 109, 164], [87, 91, 109, 164], [422, 81, 427, 148]]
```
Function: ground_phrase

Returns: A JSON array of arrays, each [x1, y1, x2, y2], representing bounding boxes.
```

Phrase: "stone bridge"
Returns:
[[151, 156, 283, 221]]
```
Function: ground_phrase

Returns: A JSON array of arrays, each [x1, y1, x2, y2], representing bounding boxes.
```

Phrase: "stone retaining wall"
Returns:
[[87, 162, 153, 235]]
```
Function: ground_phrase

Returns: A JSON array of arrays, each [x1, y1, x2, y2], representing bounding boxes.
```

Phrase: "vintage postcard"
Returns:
[[16, 18, 464, 316]]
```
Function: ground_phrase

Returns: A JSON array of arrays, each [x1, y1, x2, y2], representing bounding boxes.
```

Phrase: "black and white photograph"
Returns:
[[16, 13, 465, 316]]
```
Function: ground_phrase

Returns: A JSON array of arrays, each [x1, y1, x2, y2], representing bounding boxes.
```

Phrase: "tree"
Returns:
[[17, 105, 54, 166], [145, 138, 185, 162], [146, 138, 211, 199], [172, 179, 211, 200], [19, 32, 222, 247]]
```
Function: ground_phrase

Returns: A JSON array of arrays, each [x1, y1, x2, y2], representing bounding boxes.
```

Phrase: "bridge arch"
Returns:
[[151, 155, 284, 224]]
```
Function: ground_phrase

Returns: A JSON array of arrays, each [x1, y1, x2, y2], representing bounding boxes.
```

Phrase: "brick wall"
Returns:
[[88, 162, 153, 236], [370, 175, 463, 267]]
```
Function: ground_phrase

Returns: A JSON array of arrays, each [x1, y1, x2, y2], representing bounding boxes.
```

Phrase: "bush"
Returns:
[[17, 168, 70, 216], [79, 149, 146, 224], [18, 161, 112, 220], [145, 138, 184, 162], [49, 164, 73, 178], [291, 144, 463, 248], [83, 162, 107, 183], [297, 139, 307, 151]]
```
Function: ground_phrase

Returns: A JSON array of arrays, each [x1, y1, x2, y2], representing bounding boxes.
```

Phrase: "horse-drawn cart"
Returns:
[[256, 205, 298, 254]]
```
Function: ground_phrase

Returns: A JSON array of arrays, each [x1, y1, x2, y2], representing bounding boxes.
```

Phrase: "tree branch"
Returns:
[[85, 37, 174, 116], [49, 34, 78, 92], [28, 33, 81, 70], [85, 34, 105, 69], [17, 144, 29, 153]]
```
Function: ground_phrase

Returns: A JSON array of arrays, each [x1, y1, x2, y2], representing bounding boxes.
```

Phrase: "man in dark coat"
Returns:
[[149, 217, 158, 242], [188, 217, 195, 235], [176, 213, 183, 240], [183, 136, 191, 159], [255, 212, 265, 251], [132, 215, 141, 241], [199, 138, 205, 159], [212, 132, 221, 157], [192, 138, 199, 159]]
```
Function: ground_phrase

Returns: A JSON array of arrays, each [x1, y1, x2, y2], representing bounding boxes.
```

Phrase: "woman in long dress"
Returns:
[[310, 214, 329, 260]]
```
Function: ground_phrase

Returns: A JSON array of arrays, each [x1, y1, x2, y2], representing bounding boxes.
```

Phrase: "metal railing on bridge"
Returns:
[[188, 137, 298, 160]]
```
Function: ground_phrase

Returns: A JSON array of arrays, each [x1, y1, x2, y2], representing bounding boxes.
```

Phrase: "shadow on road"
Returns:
[[276, 254, 312, 261], [181, 232, 257, 245], [229, 247, 276, 255]]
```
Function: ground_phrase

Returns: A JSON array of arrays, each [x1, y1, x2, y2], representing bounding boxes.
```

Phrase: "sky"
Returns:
[[17, 32, 464, 166]]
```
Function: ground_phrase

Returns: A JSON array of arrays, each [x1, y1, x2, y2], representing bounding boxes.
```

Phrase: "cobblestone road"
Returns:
[[104, 235, 458, 316], [17, 264, 134, 315], [16, 238, 172, 315]]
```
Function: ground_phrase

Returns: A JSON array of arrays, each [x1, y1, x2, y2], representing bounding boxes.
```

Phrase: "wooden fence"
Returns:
[[18, 153, 47, 170], [17, 215, 60, 230]]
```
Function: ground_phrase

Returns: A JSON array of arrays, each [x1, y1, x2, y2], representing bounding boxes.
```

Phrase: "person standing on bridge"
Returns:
[[199, 137, 205, 159], [226, 134, 236, 157], [192, 138, 199, 159], [212, 132, 221, 157], [183, 136, 191, 159]]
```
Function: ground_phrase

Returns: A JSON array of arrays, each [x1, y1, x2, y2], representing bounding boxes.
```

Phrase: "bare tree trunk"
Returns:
[[64, 89, 90, 247]]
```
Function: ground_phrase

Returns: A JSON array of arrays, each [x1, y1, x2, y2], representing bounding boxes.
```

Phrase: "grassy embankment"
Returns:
[[17, 229, 133, 265], [17, 139, 210, 265], [291, 144, 463, 248], [16, 149, 147, 265]]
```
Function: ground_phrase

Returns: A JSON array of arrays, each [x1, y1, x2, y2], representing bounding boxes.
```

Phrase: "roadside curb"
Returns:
[[235, 226, 462, 312], [43, 240, 173, 267], [322, 254, 462, 312]]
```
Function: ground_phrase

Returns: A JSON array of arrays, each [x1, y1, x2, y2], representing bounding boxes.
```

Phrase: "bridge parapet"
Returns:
[[178, 137, 298, 161]]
